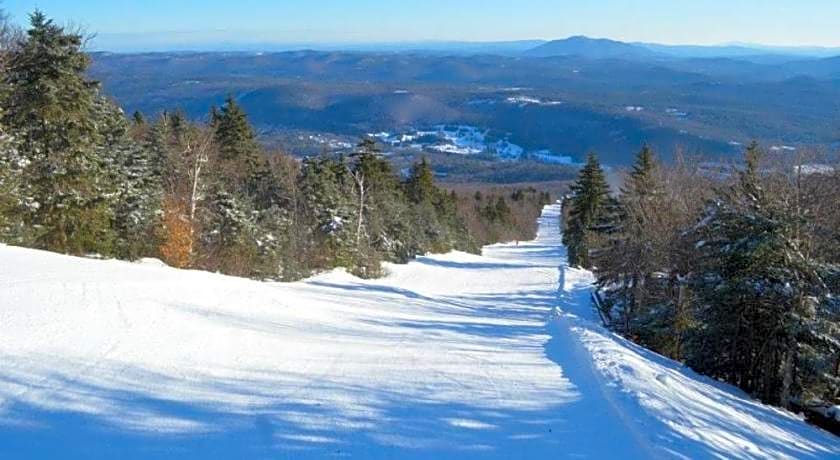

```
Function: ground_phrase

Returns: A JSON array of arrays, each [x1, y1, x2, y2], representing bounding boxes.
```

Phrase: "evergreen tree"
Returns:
[[132, 110, 145, 126], [595, 146, 668, 336], [404, 157, 473, 254], [563, 153, 612, 269], [404, 157, 440, 253], [213, 96, 273, 206], [215, 96, 258, 162], [168, 110, 186, 138], [200, 187, 261, 276], [688, 143, 837, 406], [406, 157, 460, 253], [208, 105, 221, 127], [95, 99, 162, 259], [405, 157, 436, 204], [3, 11, 115, 255], [0, 114, 24, 240], [298, 155, 359, 268]]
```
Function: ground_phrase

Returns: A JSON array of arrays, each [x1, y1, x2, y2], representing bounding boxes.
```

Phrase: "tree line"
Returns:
[[563, 146, 840, 411], [0, 11, 550, 281]]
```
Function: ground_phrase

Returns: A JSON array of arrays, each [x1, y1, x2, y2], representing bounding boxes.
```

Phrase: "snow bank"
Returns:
[[550, 265, 840, 459]]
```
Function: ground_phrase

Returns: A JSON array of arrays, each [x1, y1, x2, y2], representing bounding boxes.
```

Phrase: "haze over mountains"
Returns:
[[526, 36, 840, 60], [95, 33, 840, 59], [91, 36, 840, 171]]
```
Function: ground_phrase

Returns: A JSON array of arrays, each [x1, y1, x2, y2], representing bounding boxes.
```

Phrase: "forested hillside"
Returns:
[[562, 145, 840, 424], [0, 12, 549, 281], [88, 48, 840, 166]]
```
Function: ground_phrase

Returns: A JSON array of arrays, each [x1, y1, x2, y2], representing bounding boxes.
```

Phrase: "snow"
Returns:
[[0, 205, 838, 458], [325, 215, 345, 233], [530, 150, 575, 165], [369, 125, 570, 164], [665, 108, 688, 117], [505, 96, 564, 107], [492, 140, 524, 160], [467, 98, 497, 106], [428, 125, 488, 155], [555, 266, 839, 459], [374, 126, 489, 155], [797, 164, 836, 176], [307, 134, 353, 150]]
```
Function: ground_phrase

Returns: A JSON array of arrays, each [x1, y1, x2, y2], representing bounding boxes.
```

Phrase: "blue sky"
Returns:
[[6, 1, 840, 50]]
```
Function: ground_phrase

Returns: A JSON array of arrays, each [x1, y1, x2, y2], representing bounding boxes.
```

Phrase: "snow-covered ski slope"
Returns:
[[0, 205, 838, 459]]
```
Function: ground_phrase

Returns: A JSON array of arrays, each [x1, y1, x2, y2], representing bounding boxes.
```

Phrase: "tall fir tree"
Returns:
[[3, 11, 115, 255], [0, 112, 24, 240], [213, 96, 273, 205], [199, 187, 261, 277], [144, 113, 174, 182], [94, 98, 163, 259], [563, 152, 612, 269], [298, 155, 359, 268], [215, 96, 258, 162], [593, 145, 690, 354]]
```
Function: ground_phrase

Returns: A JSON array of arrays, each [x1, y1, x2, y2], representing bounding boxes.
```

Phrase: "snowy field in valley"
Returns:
[[0, 205, 838, 459], [371, 125, 573, 163]]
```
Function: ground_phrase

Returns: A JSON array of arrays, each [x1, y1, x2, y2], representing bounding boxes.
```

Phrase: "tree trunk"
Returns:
[[355, 174, 365, 247]]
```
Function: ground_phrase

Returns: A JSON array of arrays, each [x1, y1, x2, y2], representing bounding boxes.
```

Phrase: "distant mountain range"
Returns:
[[92, 34, 840, 60], [524, 36, 659, 60], [523, 36, 840, 61], [96, 33, 840, 61]]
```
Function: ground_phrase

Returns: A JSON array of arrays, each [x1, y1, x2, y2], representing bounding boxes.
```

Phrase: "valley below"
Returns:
[[90, 48, 840, 174]]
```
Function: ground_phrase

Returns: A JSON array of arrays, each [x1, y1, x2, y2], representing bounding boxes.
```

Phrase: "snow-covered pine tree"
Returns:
[[199, 187, 262, 277], [211, 97, 293, 277], [215, 97, 256, 162], [405, 157, 436, 205], [94, 97, 163, 259], [405, 157, 446, 254], [0, 10, 22, 240], [298, 155, 359, 269], [3, 11, 115, 255], [213, 96, 274, 206], [0, 111, 24, 241], [687, 142, 838, 407], [144, 113, 175, 183], [404, 157, 474, 255], [563, 152, 612, 269], [594, 146, 683, 351]]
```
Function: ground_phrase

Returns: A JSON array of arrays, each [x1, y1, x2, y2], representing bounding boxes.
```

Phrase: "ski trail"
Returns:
[[0, 205, 837, 459]]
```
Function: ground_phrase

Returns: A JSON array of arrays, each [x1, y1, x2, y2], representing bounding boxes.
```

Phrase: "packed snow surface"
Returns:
[[1, 205, 838, 459]]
